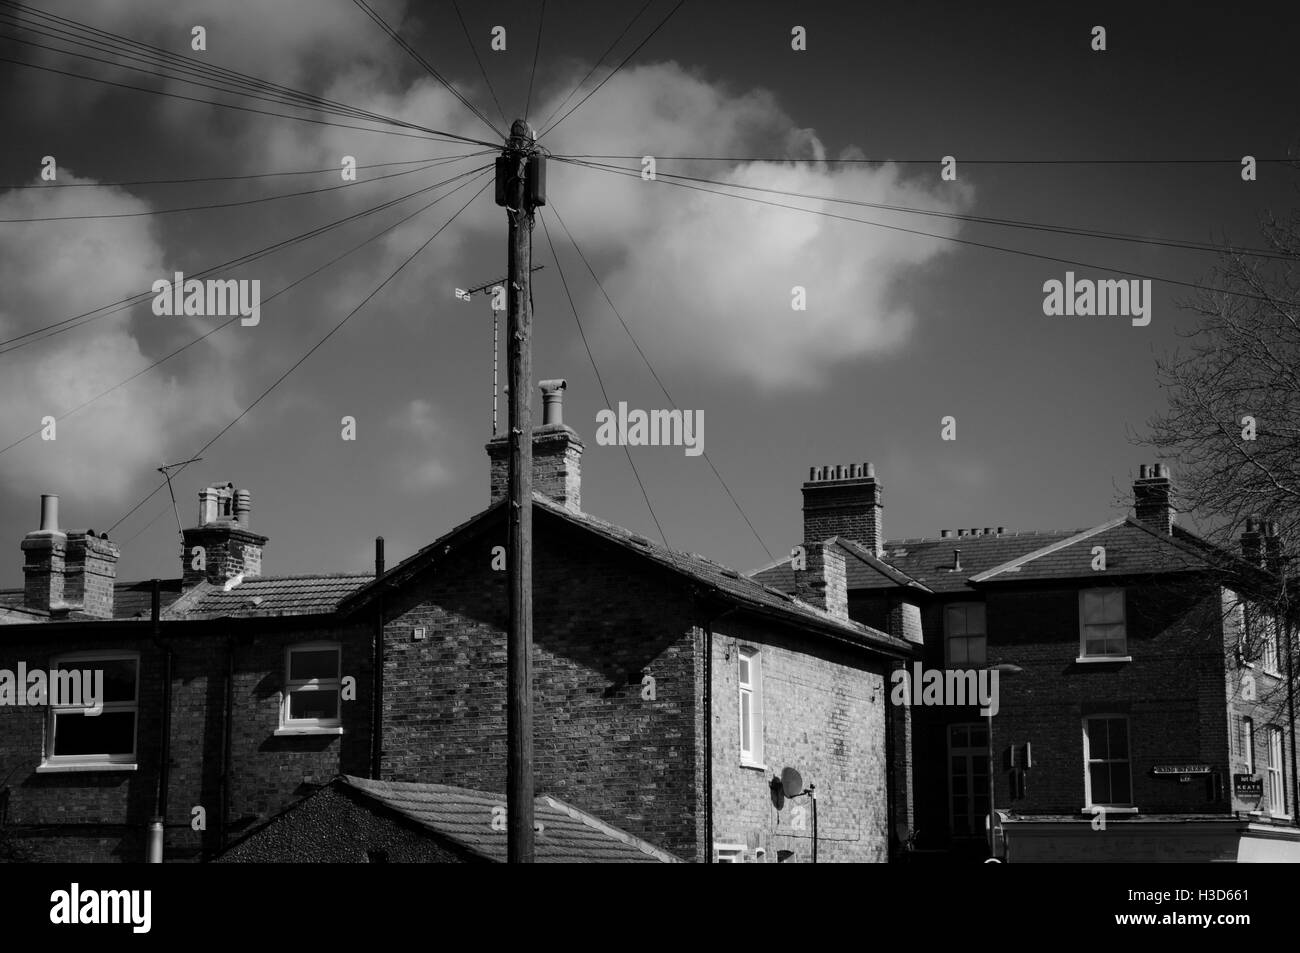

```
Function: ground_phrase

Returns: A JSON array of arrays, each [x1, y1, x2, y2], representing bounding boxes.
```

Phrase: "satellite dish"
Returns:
[[781, 767, 804, 799]]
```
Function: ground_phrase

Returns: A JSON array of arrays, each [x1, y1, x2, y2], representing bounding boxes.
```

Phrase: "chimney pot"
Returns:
[[996, 526, 1005, 535], [539, 378, 567, 426], [953, 548, 962, 571], [39, 494, 59, 532], [1139, 464, 1149, 479], [940, 529, 952, 539]]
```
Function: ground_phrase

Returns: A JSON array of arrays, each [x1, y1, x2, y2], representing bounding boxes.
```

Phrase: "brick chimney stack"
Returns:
[[21, 494, 67, 613], [64, 530, 120, 619], [802, 462, 884, 556], [793, 541, 849, 621], [487, 379, 584, 513], [1133, 463, 1176, 535], [182, 482, 267, 588]]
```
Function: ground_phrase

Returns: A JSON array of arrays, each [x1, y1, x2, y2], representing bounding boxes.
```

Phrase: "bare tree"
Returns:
[[1142, 199, 1300, 816], [1144, 206, 1300, 552]]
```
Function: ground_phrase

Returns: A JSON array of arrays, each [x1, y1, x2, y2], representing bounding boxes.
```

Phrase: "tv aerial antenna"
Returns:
[[455, 266, 545, 436]]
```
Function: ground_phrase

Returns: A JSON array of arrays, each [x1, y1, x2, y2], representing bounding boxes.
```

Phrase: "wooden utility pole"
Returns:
[[498, 118, 544, 862]]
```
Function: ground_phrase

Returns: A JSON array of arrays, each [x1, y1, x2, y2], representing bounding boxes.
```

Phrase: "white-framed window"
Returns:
[[44, 652, 139, 767], [1241, 716, 1255, 774], [714, 843, 747, 863], [947, 722, 990, 838], [280, 642, 342, 732], [945, 603, 986, 667], [1083, 715, 1133, 807], [738, 646, 763, 765], [1267, 727, 1287, 817], [1079, 589, 1127, 659]]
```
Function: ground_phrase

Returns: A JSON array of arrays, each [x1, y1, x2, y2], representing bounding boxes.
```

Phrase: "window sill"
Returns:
[[273, 726, 343, 737], [1083, 805, 1138, 815], [36, 762, 138, 774], [1074, 655, 1132, 664], [739, 760, 767, 772]]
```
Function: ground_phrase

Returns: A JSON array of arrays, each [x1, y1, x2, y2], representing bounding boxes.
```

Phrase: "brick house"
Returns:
[[753, 462, 1300, 862], [0, 383, 915, 863]]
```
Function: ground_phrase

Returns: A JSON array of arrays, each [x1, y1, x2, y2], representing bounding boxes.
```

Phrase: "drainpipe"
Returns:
[[148, 580, 171, 863], [217, 635, 234, 855], [370, 537, 385, 780]]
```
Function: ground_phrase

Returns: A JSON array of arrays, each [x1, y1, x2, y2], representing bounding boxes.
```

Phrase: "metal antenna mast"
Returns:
[[156, 457, 203, 544], [463, 266, 545, 436]]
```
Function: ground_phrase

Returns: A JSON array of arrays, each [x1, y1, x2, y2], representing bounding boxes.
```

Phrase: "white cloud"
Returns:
[[529, 62, 974, 389], [0, 175, 241, 503]]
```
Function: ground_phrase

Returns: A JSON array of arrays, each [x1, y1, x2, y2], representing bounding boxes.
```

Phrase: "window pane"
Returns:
[[947, 607, 967, 636], [950, 638, 967, 664], [968, 637, 987, 667], [289, 649, 339, 681], [289, 689, 339, 721], [1087, 719, 1109, 759], [738, 657, 750, 686], [53, 711, 135, 757], [969, 725, 987, 747], [1109, 762, 1131, 803], [967, 604, 986, 634], [1082, 591, 1103, 624], [740, 691, 751, 752], [53, 658, 136, 703], [951, 726, 968, 748], [1107, 719, 1128, 758], [1089, 762, 1111, 803]]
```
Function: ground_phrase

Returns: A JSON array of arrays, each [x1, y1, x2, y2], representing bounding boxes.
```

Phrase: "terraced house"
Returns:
[[0, 382, 915, 863], [753, 461, 1300, 862]]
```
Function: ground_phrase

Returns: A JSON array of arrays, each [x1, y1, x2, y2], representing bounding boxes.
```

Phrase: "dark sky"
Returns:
[[1, 0, 1298, 587]]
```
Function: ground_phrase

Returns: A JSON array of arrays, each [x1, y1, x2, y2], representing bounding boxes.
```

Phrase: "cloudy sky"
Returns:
[[0, 0, 1297, 586]]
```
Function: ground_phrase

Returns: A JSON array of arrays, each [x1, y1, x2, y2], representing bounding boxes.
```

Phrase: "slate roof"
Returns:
[[752, 528, 1086, 596], [750, 536, 936, 595], [752, 517, 1268, 598], [162, 573, 373, 620], [340, 776, 679, 863], [341, 494, 913, 659]]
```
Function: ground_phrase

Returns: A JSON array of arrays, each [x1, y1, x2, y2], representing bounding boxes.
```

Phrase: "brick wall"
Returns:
[[0, 619, 371, 862], [709, 617, 891, 863], [379, 514, 703, 860]]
